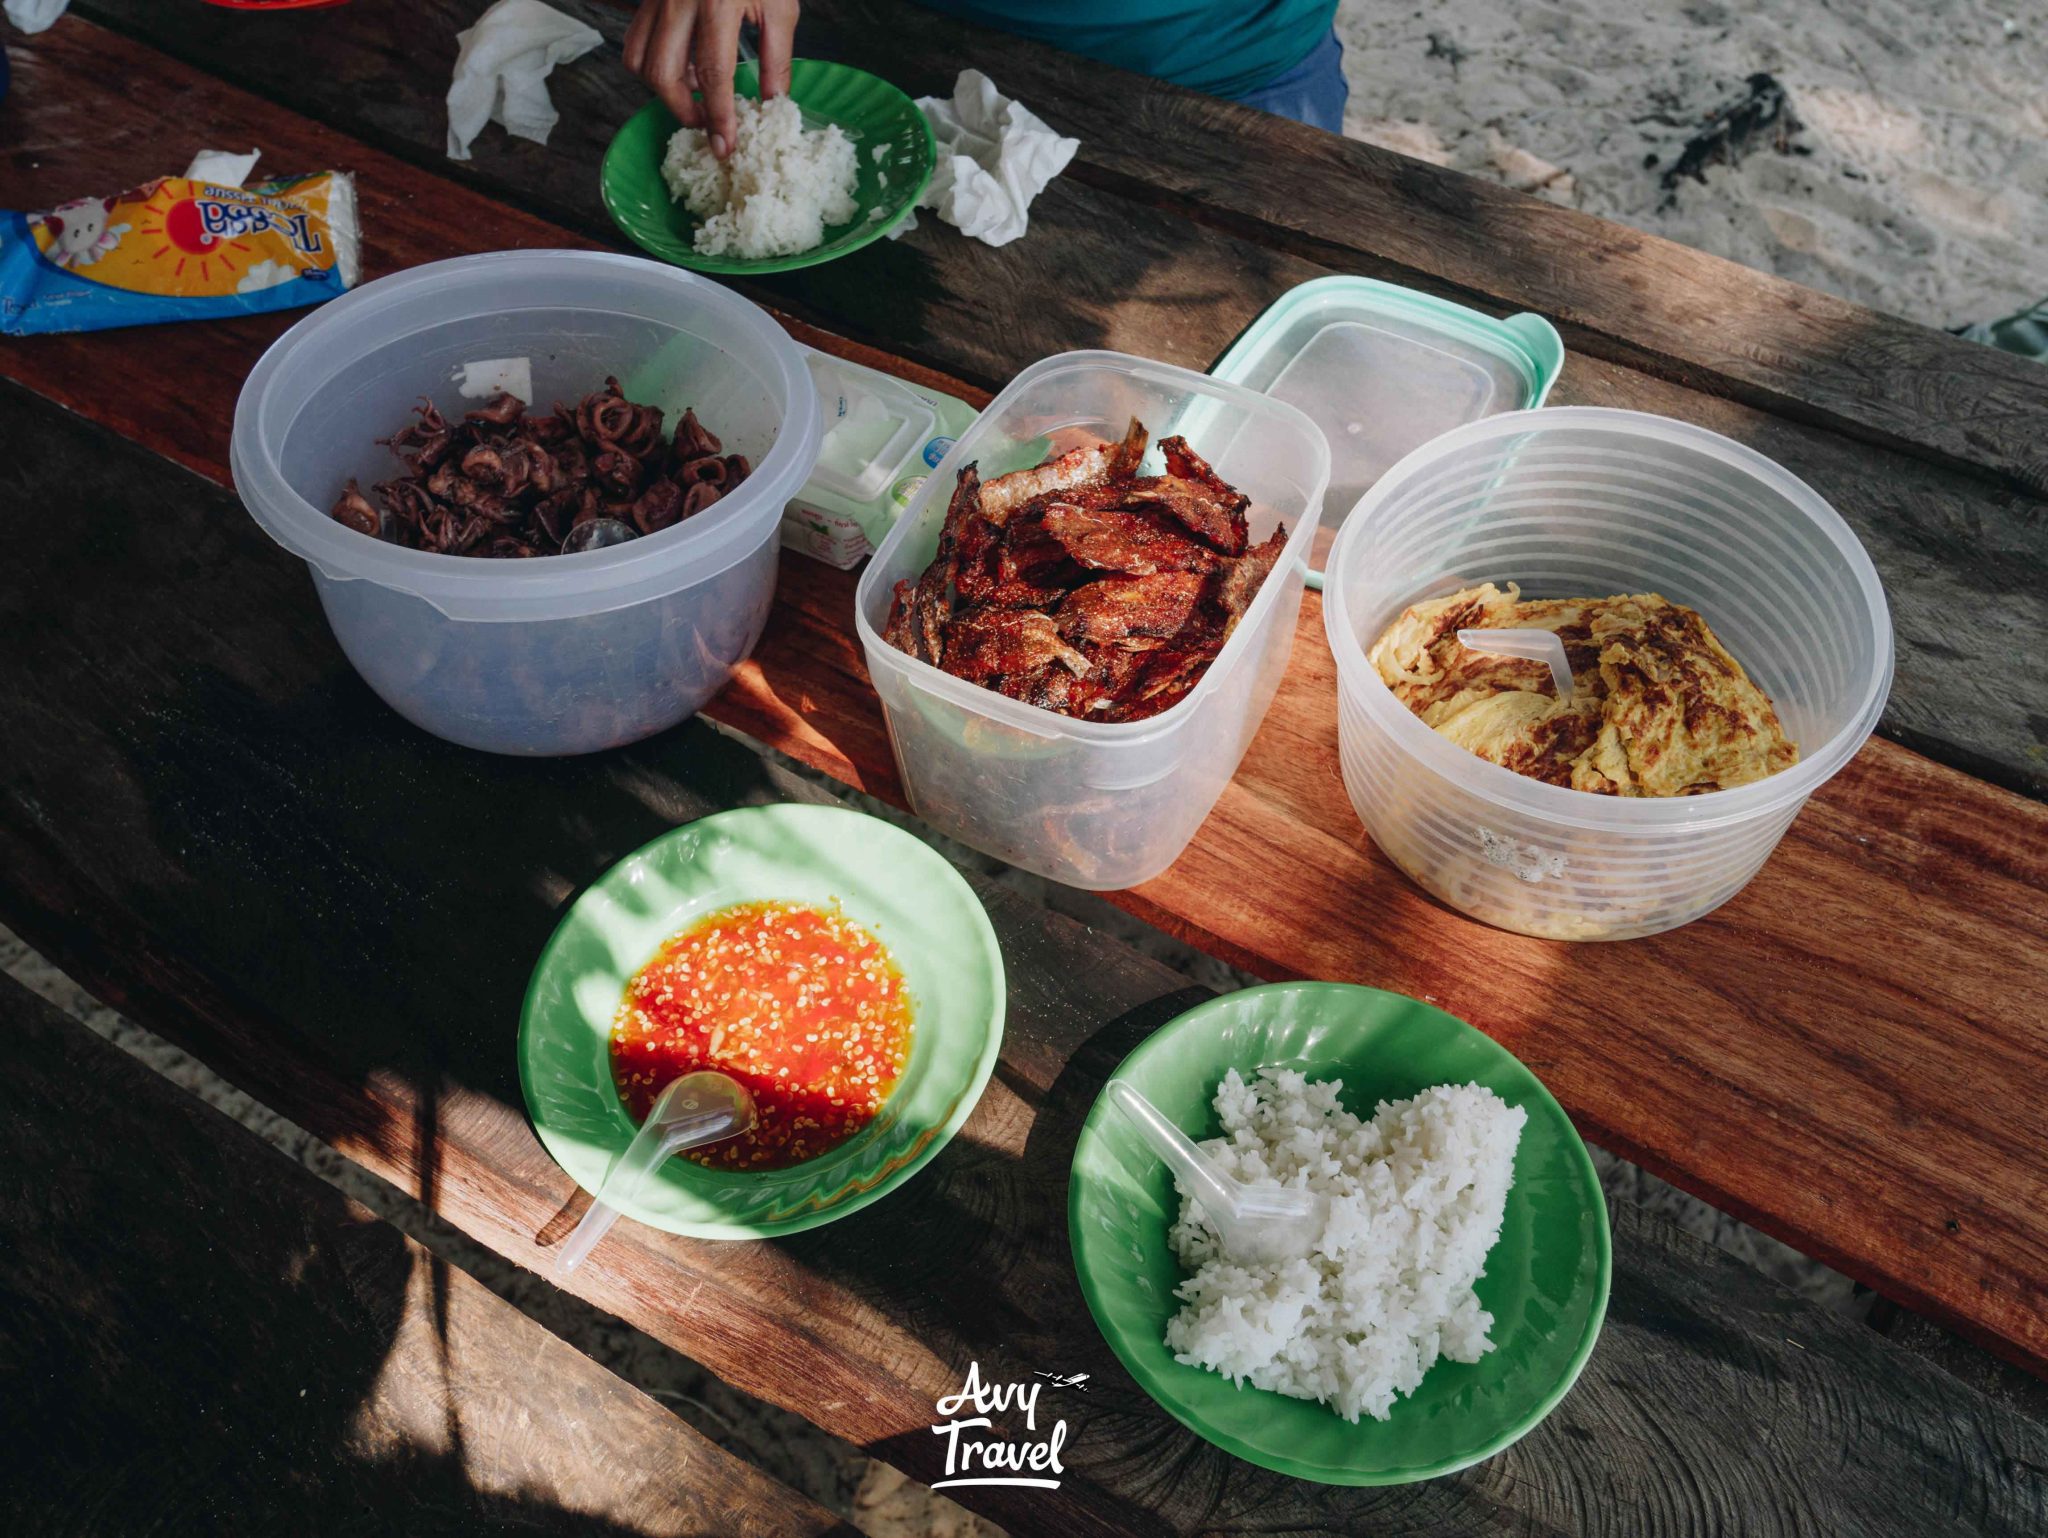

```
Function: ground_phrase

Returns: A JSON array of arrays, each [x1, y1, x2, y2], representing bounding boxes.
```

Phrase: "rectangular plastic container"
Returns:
[[853, 352, 1331, 890], [1210, 276, 1562, 540]]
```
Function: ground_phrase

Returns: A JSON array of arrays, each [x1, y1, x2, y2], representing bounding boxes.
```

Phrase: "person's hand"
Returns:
[[624, 0, 799, 160]]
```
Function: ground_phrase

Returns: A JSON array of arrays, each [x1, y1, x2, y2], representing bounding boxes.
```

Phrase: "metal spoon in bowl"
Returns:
[[1106, 1080, 1328, 1264], [553, 1071, 757, 1277]]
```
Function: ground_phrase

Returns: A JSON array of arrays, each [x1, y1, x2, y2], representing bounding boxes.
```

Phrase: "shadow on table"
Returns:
[[773, 984, 1451, 1533], [0, 976, 727, 1538]]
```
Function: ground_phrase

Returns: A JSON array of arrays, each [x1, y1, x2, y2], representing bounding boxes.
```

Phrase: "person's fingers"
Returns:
[[647, 2, 704, 128], [622, 0, 654, 76], [757, 0, 799, 100], [693, 1, 745, 157]]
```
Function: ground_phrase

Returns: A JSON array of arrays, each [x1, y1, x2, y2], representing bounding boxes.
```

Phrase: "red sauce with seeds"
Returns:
[[610, 900, 914, 1170]]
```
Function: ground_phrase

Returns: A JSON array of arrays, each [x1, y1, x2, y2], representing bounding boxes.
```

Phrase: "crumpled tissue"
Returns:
[[183, 148, 263, 187], [4, 0, 69, 35], [446, 0, 603, 162], [897, 70, 1078, 248]]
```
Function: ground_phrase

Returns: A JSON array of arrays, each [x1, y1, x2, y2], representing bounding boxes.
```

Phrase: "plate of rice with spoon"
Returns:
[[1068, 980, 1610, 1484]]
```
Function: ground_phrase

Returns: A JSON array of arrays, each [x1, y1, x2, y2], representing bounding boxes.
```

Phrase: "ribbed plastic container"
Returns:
[[232, 251, 821, 755], [1325, 409, 1892, 940], [854, 352, 1331, 890]]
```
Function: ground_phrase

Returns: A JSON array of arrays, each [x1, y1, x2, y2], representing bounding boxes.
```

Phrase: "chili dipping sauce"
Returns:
[[610, 900, 914, 1170]]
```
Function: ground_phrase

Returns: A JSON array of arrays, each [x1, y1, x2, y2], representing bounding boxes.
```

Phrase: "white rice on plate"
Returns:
[[1166, 1068, 1526, 1423], [662, 95, 858, 259]]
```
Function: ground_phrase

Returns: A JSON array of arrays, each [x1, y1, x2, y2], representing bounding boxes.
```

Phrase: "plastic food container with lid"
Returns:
[[1211, 275, 1563, 550], [1324, 408, 1892, 940], [232, 250, 821, 756], [854, 351, 1331, 890]]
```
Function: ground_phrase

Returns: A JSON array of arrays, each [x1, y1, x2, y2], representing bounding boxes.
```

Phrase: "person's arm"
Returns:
[[623, 0, 799, 159]]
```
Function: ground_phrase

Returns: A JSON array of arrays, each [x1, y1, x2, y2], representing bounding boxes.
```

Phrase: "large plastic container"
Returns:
[[232, 250, 821, 755], [854, 352, 1331, 890], [1324, 409, 1892, 940], [1210, 276, 1563, 541]]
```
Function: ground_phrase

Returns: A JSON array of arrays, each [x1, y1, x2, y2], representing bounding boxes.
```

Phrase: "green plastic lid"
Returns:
[[1212, 277, 1564, 534]]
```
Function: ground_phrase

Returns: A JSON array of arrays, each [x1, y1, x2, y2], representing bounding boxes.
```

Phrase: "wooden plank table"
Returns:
[[4, 385, 2047, 1536], [10, 10, 2048, 1375], [0, 971, 856, 1537], [2, 8, 2046, 1533], [76, 0, 2048, 798]]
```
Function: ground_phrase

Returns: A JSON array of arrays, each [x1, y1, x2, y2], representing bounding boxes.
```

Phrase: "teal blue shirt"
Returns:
[[915, 1, 1338, 100]]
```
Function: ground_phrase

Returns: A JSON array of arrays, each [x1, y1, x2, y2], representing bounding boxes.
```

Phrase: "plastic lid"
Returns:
[[802, 350, 936, 504], [1211, 277, 1564, 529]]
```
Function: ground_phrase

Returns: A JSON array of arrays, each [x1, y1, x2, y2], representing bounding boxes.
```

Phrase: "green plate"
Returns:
[[602, 59, 936, 276], [518, 805, 1004, 1238], [1068, 982, 1609, 1484]]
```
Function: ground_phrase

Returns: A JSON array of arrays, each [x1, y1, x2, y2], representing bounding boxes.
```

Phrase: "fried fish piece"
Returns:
[[1124, 469, 1249, 555], [883, 569, 950, 666], [885, 470, 985, 664], [1147, 436, 1252, 553], [1160, 434, 1237, 501], [992, 663, 1087, 711], [1209, 526, 1289, 632], [941, 607, 1092, 685], [1056, 572, 1206, 645], [977, 507, 1090, 606], [1102, 644, 1216, 722], [1042, 501, 1220, 576], [980, 417, 1149, 521]]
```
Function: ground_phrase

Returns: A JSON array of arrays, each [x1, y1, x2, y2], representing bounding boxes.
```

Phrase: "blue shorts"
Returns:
[[1233, 29, 1349, 133]]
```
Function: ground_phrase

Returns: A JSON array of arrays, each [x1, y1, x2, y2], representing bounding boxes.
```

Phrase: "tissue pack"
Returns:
[[0, 170, 360, 335], [783, 350, 980, 569]]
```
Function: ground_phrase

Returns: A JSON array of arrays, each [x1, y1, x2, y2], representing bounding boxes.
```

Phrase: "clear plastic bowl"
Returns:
[[231, 250, 821, 755], [1324, 408, 1893, 940], [854, 352, 1331, 890]]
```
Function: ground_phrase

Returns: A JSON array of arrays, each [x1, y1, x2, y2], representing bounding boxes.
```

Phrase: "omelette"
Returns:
[[1369, 582, 1798, 796]]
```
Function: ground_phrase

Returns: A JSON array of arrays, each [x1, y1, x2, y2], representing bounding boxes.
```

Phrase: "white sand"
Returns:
[[1335, 0, 2047, 328]]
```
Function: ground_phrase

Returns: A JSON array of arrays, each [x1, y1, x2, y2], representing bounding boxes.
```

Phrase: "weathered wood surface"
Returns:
[[0, 971, 856, 1538], [787, 0, 2048, 499], [4, 22, 2048, 1379], [75, 0, 2048, 502], [3, 392, 2048, 1537], [40, 4, 2048, 803]]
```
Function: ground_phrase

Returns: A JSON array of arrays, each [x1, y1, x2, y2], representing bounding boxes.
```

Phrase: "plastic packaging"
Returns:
[[781, 348, 979, 568], [2, 171, 358, 335], [1323, 408, 1893, 940], [854, 351, 1331, 890], [232, 250, 822, 755]]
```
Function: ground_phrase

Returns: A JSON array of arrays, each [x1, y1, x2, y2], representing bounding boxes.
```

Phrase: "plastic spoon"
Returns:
[[553, 1071, 757, 1277], [1457, 627, 1576, 701], [1106, 1080, 1328, 1263]]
